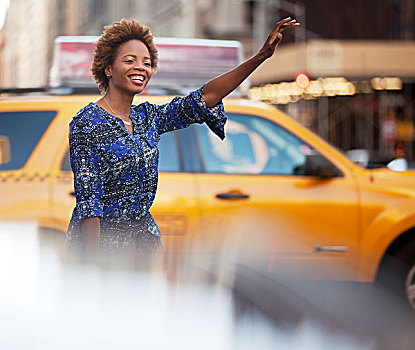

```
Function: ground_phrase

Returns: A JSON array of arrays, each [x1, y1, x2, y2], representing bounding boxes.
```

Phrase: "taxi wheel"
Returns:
[[377, 239, 415, 310], [406, 263, 415, 310]]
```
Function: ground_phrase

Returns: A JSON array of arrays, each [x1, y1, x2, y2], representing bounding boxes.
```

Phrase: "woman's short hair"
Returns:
[[91, 19, 158, 92]]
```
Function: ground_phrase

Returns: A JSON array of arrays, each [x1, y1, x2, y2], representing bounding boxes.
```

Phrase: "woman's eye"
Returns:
[[124, 60, 134, 63], [144, 62, 151, 67]]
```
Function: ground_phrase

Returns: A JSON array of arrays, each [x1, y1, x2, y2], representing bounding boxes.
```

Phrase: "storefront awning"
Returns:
[[249, 40, 415, 85]]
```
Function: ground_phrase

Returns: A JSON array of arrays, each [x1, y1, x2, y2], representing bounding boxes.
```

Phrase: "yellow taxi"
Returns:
[[1, 92, 415, 308]]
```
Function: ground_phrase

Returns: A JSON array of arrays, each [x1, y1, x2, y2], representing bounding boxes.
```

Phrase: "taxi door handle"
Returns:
[[215, 192, 250, 200], [314, 245, 348, 253]]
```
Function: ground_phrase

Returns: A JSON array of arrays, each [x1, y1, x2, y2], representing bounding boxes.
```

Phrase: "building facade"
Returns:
[[1, 0, 414, 160], [248, 0, 415, 162], [0, 0, 254, 88]]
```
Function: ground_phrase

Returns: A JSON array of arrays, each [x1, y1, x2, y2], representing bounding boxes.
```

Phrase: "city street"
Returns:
[[0, 222, 414, 350], [229, 263, 415, 350]]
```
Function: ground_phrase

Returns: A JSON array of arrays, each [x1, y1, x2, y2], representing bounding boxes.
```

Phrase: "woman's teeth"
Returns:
[[131, 75, 144, 82]]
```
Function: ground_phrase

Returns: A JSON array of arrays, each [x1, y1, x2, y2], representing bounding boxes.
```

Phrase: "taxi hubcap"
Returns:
[[406, 264, 415, 310]]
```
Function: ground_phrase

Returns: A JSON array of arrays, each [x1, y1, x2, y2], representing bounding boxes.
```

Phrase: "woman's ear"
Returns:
[[105, 67, 112, 78]]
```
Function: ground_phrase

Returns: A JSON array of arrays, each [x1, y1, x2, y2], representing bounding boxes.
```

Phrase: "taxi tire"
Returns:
[[377, 238, 415, 310]]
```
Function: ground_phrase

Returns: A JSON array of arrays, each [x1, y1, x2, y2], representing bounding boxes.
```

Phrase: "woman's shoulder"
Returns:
[[70, 103, 105, 131], [131, 101, 154, 113], [131, 101, 158, 124]]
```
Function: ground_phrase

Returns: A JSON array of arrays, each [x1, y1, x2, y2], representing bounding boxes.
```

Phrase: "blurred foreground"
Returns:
[[0, 221, 414, 350]]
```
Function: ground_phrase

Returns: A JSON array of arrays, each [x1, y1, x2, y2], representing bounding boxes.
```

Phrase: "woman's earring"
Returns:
[[106, 74, 111, 79]]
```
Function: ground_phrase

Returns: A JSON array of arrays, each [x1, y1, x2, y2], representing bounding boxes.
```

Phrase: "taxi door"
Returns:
[[151, 129, 201, 252], [49, 108, 76, 233], [191, 113, 360, 281], [0, 108, 57, 226]]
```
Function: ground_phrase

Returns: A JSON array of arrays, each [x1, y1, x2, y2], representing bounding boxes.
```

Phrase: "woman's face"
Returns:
[[105, 39, 153, 96]]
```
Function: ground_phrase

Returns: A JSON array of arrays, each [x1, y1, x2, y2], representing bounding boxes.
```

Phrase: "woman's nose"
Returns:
[[134, 63, 145, 71]]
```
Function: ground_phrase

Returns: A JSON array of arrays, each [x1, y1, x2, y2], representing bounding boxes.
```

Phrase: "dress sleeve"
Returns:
[[154, 85, 227, 140], [69, 118, 104, 221]]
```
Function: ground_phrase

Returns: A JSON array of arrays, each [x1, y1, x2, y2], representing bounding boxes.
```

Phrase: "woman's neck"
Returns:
[[104, 88, 134, 117]]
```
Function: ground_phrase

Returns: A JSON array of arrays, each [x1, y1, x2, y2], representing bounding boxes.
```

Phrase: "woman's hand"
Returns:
[[257, 17, 300, 60], [81, 216, 101, 251], [202, 17, 300, 108]]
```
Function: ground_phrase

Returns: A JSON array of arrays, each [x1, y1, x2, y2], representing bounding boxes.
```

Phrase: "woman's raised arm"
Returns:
[[201, 17, 300, 108]]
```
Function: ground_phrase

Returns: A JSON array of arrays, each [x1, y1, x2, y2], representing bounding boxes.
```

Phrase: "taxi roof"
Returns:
[[0, 90, 273, 110]]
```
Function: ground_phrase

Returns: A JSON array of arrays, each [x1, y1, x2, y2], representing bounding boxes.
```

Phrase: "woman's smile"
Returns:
[[128, 74, 146, 85]]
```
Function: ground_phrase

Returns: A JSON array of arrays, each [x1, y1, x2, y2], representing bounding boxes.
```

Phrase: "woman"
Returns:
[[65, 17, 299, 252]]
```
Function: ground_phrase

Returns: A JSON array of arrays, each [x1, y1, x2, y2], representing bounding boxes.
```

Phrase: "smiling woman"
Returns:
[[65, 17, 300, 253], [65, 19, 228, 252]]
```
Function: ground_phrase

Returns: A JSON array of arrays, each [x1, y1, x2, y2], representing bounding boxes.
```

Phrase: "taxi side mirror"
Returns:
[[295, 154, 338, 178], [0, 136, 11, 165], [387, 158, 408, 172]]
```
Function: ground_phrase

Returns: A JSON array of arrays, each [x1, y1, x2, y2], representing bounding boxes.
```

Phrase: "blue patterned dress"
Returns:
[[65, 86, 226, 251]]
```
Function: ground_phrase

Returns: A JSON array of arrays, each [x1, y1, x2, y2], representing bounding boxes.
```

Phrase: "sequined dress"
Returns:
[[65, 86, 226, 251]]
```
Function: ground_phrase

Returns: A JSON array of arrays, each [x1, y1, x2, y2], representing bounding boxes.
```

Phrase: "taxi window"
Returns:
[[195, 113, 317, 175], [61, 129, 181, 172], [0, 111, 56, 170], [158, 130, 181, 172], [61, 150, 71, 171]]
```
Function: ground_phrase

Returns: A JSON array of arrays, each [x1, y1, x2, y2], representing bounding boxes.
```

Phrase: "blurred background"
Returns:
[[1, 1, 415, 349], [1, 0, 415, 159]]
